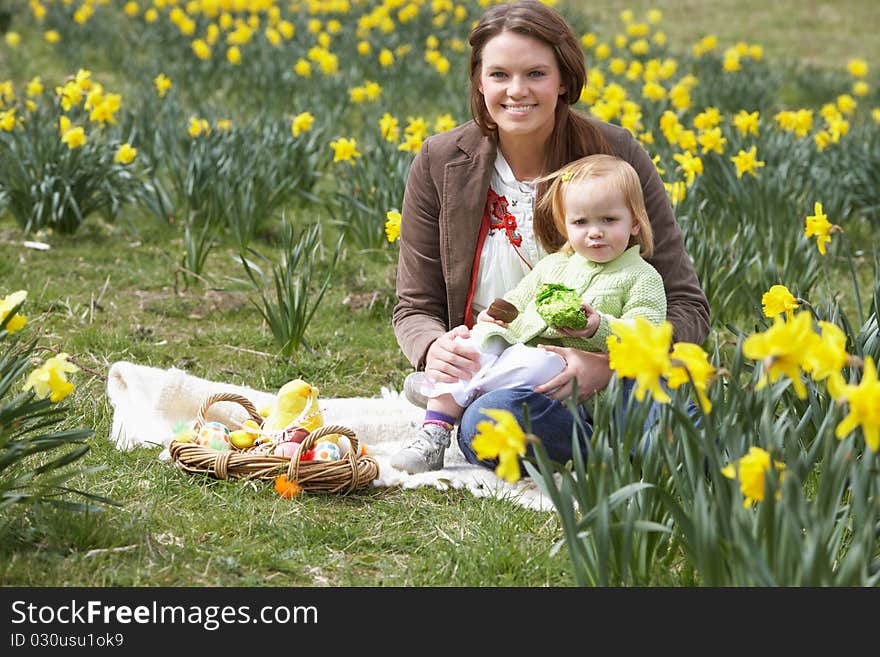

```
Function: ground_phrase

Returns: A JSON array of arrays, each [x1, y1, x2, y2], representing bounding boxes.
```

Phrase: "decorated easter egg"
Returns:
[[273, 441, 301, 459], [229, 429, 255, 449], [312, 440, 341, 462], [196, 421, 231, 451], [230, 419, 261, 449]]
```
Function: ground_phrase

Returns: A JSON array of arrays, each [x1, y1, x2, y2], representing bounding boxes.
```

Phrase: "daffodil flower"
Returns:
[[721, 446, 785, 507], [385, 211, 401, 243], [607, 317, 674, 403], [834, 356, 880, 452], [761, 284, 798, 318], [1, 290, 28, 333], [471, 409, 528, 483], [23, 353, 79, 403], [743, 312, 819, 399]]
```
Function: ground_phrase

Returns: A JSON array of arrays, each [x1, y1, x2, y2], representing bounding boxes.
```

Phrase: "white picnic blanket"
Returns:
[[105, 361, 554, 511]]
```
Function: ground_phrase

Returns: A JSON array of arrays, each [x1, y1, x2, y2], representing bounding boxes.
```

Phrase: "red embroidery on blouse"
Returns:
[[486, 188, 522, 247]]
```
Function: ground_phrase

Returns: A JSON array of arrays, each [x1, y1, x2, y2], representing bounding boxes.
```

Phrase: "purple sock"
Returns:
[[424, 410, 455, 429]]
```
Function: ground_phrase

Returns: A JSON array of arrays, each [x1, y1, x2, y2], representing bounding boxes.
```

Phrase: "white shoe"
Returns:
[[389, 424, 451, 473]]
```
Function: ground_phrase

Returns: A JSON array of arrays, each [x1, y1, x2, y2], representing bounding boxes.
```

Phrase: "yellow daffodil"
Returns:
[[802, 321, 849, 399], [378, 48, 394, 67], [294, 59, 311, 78], [693, 107, 723, 130], [761, 284, 798, 318], [698, 127, 727, 155], [642, 81, 666, 102], [721, 446, 785, 507], [672, 151, 703, 187], [730, 146, 765, 179], [0, 290, 27, 333], [379, 113, 400, 142], [723, 49, 741, 72], [23, 353, 79, 403], [433, 113, 456, 133], [834, 356, 880, 452], [26, 76, 43, 97], [847, 58, 868, 78], [852, 81, 869, 97], [187, 116, 210, 138], [114, 143, 137, 164], [664, 180, 686, 207], [291, 111, 314, 137], [61, 125, 87, 149], [329, 137, 361, 164], [607, 317, 673, 403], [226, 46, 241, 65], [154, 73, 172, 98], [405, 116, 429, 140], [385, 211, 401, 243], [398, 133, 423, 154], [836, 94, 856, 115], [668, 342, 715, 413], [45, 30, 61, 44], [471, 409, 528, 483], [732, 109, 760, 137], [0, 108, 16, 132], [4, 31, 20, 47], [743, 312, 818, 399], [804, 201, 834, 255], [191, 39, 211, 60]]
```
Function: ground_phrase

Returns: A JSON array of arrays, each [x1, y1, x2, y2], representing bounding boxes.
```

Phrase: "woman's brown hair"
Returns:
[[468, 0, 614, 252]]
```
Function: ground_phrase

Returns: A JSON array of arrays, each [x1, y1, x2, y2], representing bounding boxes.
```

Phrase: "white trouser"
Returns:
[[422, 335, 566, 408]]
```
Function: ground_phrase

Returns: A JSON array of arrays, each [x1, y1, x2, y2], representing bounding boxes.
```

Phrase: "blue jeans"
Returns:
[[456, 379, 674, 471]]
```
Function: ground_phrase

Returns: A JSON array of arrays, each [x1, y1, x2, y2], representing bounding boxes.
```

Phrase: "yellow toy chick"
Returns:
[[259, 379, 323, 435]]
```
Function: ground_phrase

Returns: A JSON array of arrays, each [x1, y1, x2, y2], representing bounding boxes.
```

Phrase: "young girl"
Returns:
[[391, 154, 667, 473]]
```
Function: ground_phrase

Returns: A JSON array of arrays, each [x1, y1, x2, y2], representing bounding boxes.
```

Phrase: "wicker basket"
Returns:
[[168, 392, 379, 494]]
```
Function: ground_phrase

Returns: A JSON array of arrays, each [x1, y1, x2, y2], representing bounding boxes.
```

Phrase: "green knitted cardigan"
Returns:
[[473, 245, 667, 351]]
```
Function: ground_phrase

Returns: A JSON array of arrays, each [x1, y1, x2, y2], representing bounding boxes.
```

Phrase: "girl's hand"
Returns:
[[425, 325, 481, 383], [533, 347, 612, 402], [557, 303, 600, 339], [476, 310, 509, 328]]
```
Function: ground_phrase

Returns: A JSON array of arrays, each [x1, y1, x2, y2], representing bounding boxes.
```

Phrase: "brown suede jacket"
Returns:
[[393, 119, 710, 370]]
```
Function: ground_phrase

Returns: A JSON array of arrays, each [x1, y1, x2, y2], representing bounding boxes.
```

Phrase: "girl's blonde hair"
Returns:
[[536, 154, 654, 258]]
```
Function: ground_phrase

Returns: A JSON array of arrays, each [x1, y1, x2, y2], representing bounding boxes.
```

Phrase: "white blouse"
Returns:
[[471, 150, 548, 318]]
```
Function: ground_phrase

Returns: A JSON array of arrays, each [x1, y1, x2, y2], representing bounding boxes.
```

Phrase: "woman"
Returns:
[[391, 0, 709, 474]]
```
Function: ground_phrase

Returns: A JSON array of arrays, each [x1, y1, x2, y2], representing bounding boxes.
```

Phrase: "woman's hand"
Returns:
[[424, 325, 481, 383], [533, 346, 612, 402]]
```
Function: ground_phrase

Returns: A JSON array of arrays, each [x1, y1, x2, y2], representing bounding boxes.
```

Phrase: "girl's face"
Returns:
[[563, 177, 639, 264], [478, 31, 565, 146]]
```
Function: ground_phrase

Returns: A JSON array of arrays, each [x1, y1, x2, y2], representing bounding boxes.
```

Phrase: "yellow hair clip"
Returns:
[[560, 171, 573, 182]]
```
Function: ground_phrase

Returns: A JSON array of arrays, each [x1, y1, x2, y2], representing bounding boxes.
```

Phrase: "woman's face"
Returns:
[[478, 31, 565, 145]]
